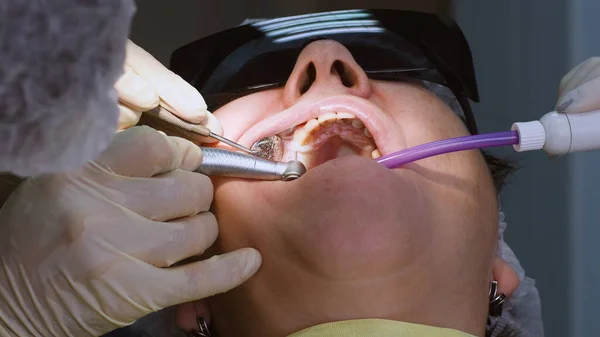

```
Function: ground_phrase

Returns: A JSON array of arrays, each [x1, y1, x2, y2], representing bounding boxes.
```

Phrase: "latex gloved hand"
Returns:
[[0, 126, 261, 337], [114, 40, 222, 138], [556, 57, 600, 113]]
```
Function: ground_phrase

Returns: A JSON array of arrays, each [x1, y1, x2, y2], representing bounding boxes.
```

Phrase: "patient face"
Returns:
[[205, 41, 499, 337]]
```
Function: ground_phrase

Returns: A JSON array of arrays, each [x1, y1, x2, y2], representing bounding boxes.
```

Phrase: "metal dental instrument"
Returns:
[[144, 106, 255, 154], [196, 148, 306, 181], [142, 106, 304, 181]]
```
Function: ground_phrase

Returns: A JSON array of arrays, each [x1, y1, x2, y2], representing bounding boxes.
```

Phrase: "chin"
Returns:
[[212, 155, 434, 280]]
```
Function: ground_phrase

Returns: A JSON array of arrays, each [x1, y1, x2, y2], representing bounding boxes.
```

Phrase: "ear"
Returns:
[[492, 257, 520, 298]]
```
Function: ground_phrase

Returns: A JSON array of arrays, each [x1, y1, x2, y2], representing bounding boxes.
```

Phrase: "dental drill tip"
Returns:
[[282, 160, 307, 181]]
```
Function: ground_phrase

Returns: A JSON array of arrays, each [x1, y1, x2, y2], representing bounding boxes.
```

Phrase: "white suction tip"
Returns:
[[511, 121, 546, 152]]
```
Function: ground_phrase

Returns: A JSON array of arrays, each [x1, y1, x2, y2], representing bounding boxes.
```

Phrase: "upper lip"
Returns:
[[237, 95, 397, 155]]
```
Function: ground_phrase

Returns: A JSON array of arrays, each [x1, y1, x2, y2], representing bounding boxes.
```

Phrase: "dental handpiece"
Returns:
[[196, 148, 307, 181]]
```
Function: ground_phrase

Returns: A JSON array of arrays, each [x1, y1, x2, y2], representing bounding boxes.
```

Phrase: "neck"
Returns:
[[208, 251, 488, 337]]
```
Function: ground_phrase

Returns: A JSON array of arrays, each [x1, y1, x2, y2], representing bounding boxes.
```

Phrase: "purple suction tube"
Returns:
[[376, 131, 520, 169]]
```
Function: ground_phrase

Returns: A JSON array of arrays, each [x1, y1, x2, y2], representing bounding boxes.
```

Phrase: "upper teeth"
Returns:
[[351, 119, 364, 128], [317, 112, 337, 127], [276, 111, 381, 163]]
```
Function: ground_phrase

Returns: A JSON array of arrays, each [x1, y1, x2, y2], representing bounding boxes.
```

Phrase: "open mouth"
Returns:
[[276, 112, 380, 169], [242, 96, 389, 170]]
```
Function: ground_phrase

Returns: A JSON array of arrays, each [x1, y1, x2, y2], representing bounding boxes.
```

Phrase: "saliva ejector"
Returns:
[[177, 109, 600, 181], [376, 109, 600, 169]]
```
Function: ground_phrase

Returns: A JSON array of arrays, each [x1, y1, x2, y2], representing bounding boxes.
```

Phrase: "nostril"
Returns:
[[299, 62, 316, 95], [331, 60, 356, 88]]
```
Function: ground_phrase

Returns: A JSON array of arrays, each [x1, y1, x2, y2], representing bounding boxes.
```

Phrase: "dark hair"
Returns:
[[482, 151, 518, 192]]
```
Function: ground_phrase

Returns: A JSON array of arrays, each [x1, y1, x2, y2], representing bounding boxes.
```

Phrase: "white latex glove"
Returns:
[[0, 126, 261, 337], [114, 40, 222, 140], [556, 57, 600, 113]]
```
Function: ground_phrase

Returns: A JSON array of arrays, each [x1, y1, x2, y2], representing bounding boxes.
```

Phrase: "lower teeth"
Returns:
[[371, 149, 381, 159]]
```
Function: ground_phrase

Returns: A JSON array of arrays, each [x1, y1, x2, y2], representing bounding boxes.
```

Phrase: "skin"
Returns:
[[176, 40, 520, 337]]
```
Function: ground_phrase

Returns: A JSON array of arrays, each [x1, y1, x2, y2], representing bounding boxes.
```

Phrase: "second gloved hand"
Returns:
[[556, 57, 600, 114], [0, 126, 261, 337], [114, 40, 222, 139]]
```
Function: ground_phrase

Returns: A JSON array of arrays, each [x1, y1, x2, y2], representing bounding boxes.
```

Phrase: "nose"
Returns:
[[283, 40, 372, 106]]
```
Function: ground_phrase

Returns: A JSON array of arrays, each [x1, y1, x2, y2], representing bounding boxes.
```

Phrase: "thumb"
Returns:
[[125, 40, 208, 124], [117, 104, 143, 131], [556, 57, 600, 113], [95, 126, 204, 177], [556, 76, 600, 113], [156, 248, 262, 309]]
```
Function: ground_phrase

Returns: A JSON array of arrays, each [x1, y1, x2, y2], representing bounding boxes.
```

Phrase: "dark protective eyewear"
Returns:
[[170, 9, 481, 134]]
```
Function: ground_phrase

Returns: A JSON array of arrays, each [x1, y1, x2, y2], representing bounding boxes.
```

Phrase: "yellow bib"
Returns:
[[288, 319, 477, 337]]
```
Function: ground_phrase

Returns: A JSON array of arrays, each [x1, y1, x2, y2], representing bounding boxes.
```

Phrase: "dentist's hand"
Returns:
[[114, 40, 222, 139], [556, 57, 600, 114], [0, 126, 261, 337]]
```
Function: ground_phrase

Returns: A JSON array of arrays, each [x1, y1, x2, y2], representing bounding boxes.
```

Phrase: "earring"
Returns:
[[488, 280, 506, 317], [186, 317, 211, 337]]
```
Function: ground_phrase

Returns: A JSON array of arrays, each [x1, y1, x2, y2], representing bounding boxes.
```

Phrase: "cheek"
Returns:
[[210, 179, 285, 252], [376, 84, 498, 249], [403, 102, 469, 146], [423, 153, 499, 259], [413, 143, 497, 225], [212, 90, 285, 141], [210, 180, 256, 247], [372, 81, 470, 146], [376, 83, 486, 193]]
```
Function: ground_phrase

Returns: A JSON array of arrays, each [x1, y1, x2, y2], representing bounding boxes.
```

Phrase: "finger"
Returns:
[[196, 112, 223, 144], [141, 212, 218, 268], [176, 301, 211, 332], [125, 40, 207, 123], [556, 76, 600, 113], [115, 65, 159, 111], [558, 57, 600, 97], [95, 126, 204, 177], [117, 104, 142, 131], [101, 169, 214, 222], [153, 248, 262, 309]]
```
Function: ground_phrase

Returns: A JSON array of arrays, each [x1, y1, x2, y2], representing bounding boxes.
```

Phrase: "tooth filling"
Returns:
[[251, 135, 284, 161]]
